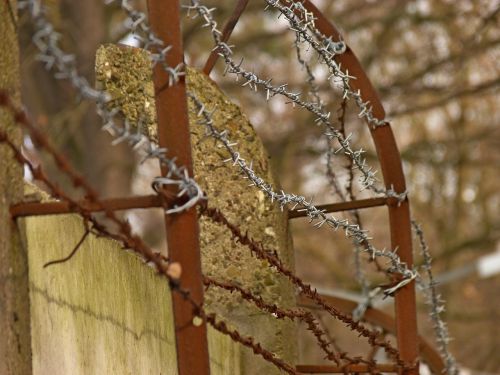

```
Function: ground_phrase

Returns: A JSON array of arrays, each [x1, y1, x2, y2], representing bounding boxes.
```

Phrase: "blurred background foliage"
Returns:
[[17, 0, 499, 373]]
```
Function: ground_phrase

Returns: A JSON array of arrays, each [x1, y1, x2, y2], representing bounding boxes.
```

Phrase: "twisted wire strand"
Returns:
[[185, 0, 407, 202], [18, 0, 457, 371], [204, 276, 343, 366], [293, 36, 376, 320], [200, 204, 405, 365], [0, 96, 301, 375], [188, 91, 417, 296], [18, 0, 203, 214], [412, 221, 459, 375]]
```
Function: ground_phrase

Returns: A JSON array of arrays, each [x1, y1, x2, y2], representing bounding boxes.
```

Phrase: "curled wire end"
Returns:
[[152, 176, 204, 214], [383, 272, 417, 297]]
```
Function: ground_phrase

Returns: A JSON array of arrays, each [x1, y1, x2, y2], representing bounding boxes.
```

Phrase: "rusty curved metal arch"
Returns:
[[204, 1, 421, 374], [299, 3, 419, 374]]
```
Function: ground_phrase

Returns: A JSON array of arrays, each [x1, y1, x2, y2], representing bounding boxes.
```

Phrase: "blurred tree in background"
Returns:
[[17, 0, 499, 373]]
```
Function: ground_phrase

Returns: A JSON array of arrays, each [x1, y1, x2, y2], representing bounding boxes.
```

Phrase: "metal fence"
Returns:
[[1, 0, 459, 374]]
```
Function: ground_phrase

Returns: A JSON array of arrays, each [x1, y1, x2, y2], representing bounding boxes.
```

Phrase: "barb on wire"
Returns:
[[186, 0, 408, 204], [1, 96, 304, 375], [204, 276, 343, 365], [202, 312, 299, 375], [18, 0, 202, 214], [412, 221, 459, 375], [43, 222, 91, 268], [199, 203, 405, 365], [188, 91, 417, 297]]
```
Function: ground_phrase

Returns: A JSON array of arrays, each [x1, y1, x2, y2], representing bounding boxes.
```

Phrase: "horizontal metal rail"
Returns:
[[288, 197, 387, 219], [10, 194, 164, 217], [12, 195, 389, 219]]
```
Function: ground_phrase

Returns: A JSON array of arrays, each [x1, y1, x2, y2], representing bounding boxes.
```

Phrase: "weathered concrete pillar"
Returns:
[[96, 44, 297, 374], [23, 186, 240, 374], [0, 1, 33, 374]]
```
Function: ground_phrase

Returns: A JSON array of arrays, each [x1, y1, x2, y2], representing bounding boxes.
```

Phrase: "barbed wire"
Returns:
[[20, 0, 415, 296], [114, 0, 414, 334], [15, 2, 320, 371], [18, 0, 202, 214], [206, 276, 388, 372], [293, 27, 378, 310], [286, 6, 454, 352], [412, 221, 459, 375], [199, 203, 406, 366], [185, 0, 408, 204], [266, 0, 386, 129], [189, 91, 417, 297], [0, 94, 304, 375]]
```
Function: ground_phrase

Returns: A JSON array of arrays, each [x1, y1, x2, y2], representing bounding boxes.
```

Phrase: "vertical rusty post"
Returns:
[[300, 2, 419, 373], [146, 1, 211, 374], [0, 1, 33, 374]]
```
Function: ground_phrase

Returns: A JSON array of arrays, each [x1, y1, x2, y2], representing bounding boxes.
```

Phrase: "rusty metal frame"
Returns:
[[146, 1, 210, 374], [299, 3, 419, 373], [203, 1, 420, 374], [10, 1, 426, 373], [10, 195, 163, 217], [10, 195, 386, 218]]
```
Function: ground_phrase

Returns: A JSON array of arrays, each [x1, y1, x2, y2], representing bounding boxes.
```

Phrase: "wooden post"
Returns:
[[0, 1, 33, 374]]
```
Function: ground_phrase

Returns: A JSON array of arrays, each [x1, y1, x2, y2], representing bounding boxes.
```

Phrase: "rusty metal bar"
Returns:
[[203, 0, 250, 75], [300, 2, 419, 373], [10, 194, 163, 218], [296, 363, 400, 373], [288, 197, 387, 219], [147, 1, 210, 374]]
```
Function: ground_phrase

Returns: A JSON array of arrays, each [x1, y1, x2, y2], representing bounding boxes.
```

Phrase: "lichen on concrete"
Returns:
[[0, 1, 33, 374], [95, 44, 158, 140]]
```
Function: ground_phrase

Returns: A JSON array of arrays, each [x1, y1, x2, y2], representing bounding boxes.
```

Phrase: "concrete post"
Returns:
[[0, 1, 33, 374]]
